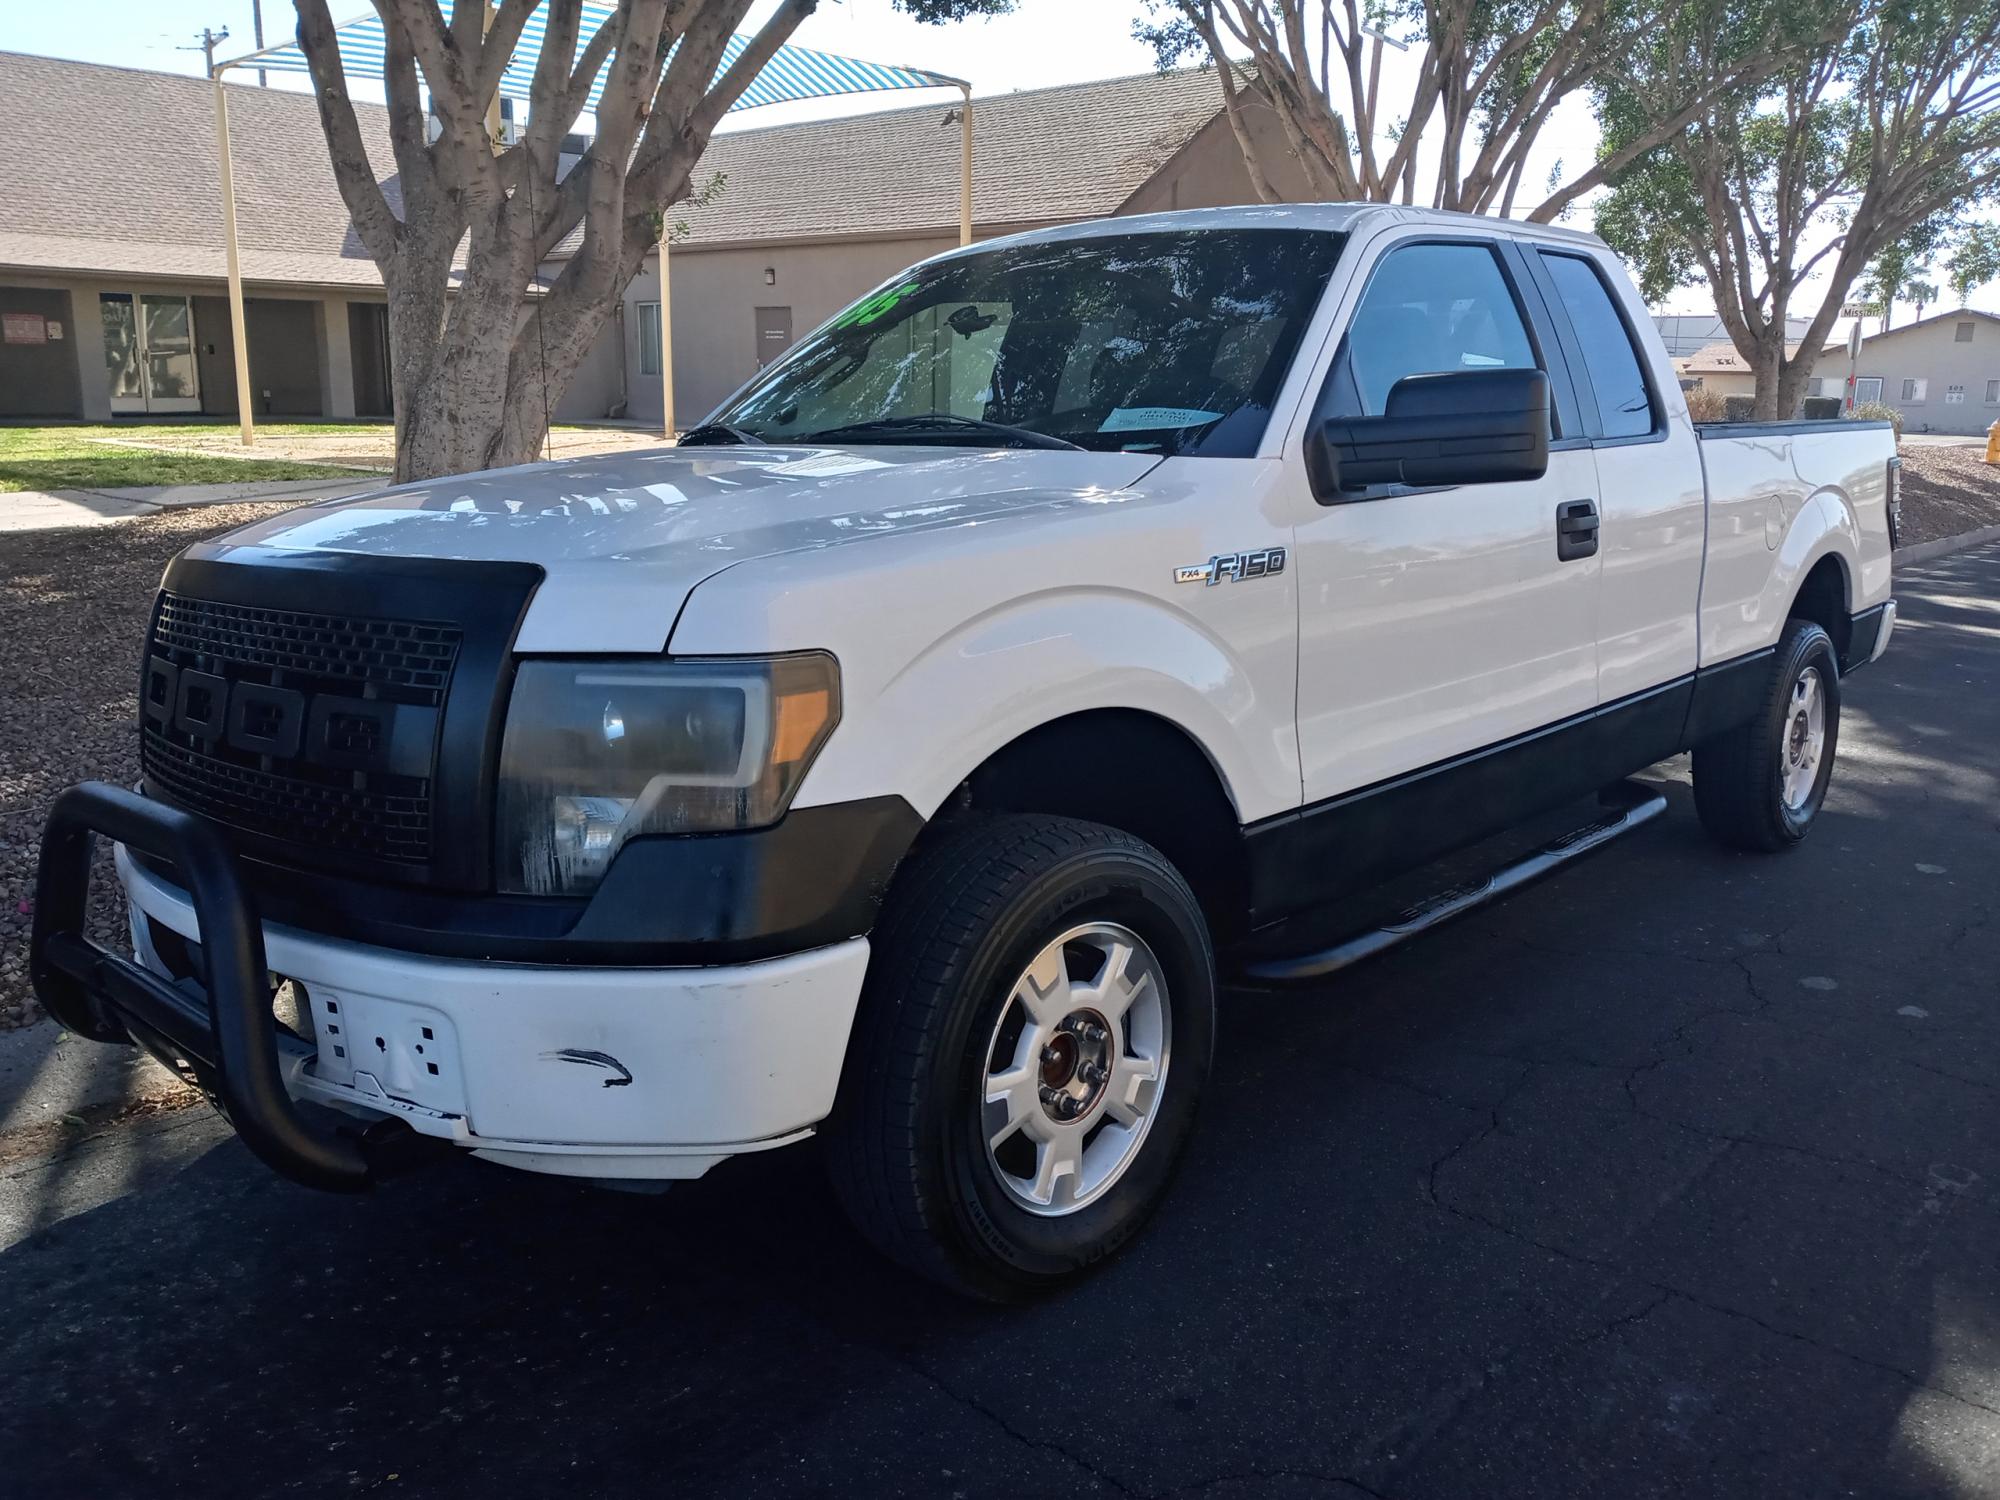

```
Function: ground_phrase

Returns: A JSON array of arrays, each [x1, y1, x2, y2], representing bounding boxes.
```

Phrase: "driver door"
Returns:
[[1287, 233, 1602, 875]]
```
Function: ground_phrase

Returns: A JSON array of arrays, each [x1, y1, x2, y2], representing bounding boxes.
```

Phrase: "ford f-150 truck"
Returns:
[[31, 205, 1899, 1298]]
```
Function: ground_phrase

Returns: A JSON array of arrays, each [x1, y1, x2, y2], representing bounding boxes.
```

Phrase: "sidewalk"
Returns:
[[0, 475, 375, 534]]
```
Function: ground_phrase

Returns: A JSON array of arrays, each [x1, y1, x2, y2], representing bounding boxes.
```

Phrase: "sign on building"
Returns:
[[2, 312, 48, 345]]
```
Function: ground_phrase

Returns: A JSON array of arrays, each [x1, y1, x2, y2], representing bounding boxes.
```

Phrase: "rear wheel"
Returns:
[[825, 814, 1215, 1300], [1693, 618, 1841, 851]]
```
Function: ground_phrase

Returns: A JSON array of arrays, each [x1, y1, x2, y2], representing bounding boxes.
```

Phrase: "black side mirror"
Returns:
[[1307, 367, 1550, 499]]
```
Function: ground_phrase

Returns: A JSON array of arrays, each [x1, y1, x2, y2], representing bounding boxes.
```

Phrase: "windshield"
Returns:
[[711, 228, 1347, 457]]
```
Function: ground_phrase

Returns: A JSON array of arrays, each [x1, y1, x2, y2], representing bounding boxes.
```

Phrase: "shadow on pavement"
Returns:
[[4, 548, 2000, 1499]]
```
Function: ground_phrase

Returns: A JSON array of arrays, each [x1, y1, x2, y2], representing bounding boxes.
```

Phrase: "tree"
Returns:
[[1863, 224, 1949, 329], [297, 0, 1003, 481], [1948, 223, 2000, 305], [1133, 0, 1806, 221], [1594, 0, 2000, 419]]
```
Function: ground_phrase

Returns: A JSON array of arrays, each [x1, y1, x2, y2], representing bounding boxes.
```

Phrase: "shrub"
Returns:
[[1683, 387, 1729, 423], [1849, 401, 1904, 438], [1723, 395, 1757, 422]]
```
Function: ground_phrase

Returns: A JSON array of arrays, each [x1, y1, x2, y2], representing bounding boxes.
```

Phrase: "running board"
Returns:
[[1238, 781, 1667, 985]]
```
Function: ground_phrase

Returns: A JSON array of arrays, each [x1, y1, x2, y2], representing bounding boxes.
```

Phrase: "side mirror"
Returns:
[[1307, 367, 1550, 499]]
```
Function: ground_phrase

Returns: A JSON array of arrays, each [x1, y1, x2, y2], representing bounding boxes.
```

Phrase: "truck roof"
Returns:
[[951, 202, 1611, 257]]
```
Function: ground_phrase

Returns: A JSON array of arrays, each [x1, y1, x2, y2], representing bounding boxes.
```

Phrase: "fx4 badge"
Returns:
[[1175, 547, 1287, 587]]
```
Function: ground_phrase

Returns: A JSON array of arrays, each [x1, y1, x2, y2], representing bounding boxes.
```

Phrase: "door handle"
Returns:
[[1556, 499, 1599, 561]]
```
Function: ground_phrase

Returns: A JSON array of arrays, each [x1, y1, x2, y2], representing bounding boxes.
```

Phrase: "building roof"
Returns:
[[0, 50, 1229, 286], [1673, 338, 1828, 374], [561, 68, 1229, 255], [1858, 307, 2000, 345], [0, 50, 394, 289]]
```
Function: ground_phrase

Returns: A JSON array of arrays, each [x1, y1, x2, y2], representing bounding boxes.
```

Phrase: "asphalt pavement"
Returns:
[[4, 545, 1999, 1499]]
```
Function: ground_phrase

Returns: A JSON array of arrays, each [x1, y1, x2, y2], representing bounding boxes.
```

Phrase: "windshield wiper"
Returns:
[[676, 422, 766, 447], [795, 414, 1083, 451]]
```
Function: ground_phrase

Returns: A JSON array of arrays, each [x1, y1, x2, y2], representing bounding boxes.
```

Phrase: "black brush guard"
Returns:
[[30, 781, 430, 1191]]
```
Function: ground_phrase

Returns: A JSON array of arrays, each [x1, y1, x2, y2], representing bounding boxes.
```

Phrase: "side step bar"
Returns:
[[1240, 780, 1668, 985]]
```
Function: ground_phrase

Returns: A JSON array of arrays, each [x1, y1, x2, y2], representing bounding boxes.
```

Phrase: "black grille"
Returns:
[[153, 594, 459, 702], [141, 592, 461, 866]]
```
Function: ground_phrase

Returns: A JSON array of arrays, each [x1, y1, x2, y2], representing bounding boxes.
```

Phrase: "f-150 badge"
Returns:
[[1175, 547, 1287, 586]]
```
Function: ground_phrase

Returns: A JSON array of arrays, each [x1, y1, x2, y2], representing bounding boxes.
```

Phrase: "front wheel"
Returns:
[[825, 814, 1215, 1300], [1693, 618, 1842, 851]]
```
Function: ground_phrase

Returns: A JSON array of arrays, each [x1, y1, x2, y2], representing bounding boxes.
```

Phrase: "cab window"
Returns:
[[1540, 252, 1656, 439], [1337, 243, 1540, 416]]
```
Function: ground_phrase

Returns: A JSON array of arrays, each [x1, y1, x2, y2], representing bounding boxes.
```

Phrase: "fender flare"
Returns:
[[1769, 489, 1860, 631], [795, 585, 1279, 822]]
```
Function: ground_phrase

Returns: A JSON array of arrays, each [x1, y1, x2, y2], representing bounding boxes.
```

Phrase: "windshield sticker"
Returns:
[[1098, 406, 1225, 433], [833, 280, 919, 331]]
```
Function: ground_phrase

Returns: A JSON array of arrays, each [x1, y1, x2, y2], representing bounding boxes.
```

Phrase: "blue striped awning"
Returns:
[[229, 4, 958, 113]]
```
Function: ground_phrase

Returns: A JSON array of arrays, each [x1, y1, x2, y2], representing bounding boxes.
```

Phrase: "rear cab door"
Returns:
[[1518, 244, 1706, 724]]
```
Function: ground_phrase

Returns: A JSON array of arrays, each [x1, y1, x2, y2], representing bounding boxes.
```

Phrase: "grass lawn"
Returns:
[[0, 424, 369, 494]]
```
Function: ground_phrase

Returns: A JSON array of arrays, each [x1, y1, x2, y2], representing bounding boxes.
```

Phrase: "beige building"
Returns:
[[0, 52, 395, 423], [1823, 309, 2000, 436], [0, 53, 1287, 432], [1672, 338, 1828, 402], [555, 71, 1300, 429]]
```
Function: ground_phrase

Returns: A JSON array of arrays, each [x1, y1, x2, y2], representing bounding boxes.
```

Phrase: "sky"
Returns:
[[2, 1, 1988, 319]]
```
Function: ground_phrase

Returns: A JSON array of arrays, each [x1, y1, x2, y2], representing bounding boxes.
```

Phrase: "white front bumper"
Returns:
[[117, 846, 870, 1180]]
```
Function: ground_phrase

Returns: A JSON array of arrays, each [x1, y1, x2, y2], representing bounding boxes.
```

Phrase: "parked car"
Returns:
[[32, 205, 1900, 1298]]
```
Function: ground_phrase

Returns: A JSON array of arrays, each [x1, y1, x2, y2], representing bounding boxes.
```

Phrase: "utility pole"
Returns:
[[251, 1, 267, 86], [185, 25, 230, 76]]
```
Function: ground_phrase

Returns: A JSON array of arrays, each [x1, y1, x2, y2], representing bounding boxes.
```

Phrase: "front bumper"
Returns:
[[32, 783, 871, 1188]]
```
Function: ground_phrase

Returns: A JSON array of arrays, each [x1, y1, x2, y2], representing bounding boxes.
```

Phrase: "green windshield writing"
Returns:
[[832, 280, 919, 331]]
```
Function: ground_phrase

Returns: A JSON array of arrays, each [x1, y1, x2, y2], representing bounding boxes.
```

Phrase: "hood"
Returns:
[[194, 444, 1162, 651]]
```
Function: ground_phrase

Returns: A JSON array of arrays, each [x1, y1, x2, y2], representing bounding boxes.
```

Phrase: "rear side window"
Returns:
[[1541, 253, 1655, 439]]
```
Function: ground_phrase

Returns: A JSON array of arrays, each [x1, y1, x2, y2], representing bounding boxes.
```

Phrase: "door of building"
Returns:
[[100, 292, 201, 414], [754, 305, 793, 368]]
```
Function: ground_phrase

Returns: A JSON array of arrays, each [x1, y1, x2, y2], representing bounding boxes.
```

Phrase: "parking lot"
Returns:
[[3, 543, 1998, 1498]]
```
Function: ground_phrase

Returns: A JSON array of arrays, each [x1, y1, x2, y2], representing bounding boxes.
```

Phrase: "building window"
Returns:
[[1854, 376, 1883, 404], [1946, 383, 1965, 404], [636, 301, 662, 376], [1955, 321, 1974, 343], [1987, 379, 2000, 404], [1900, 377, 1927, 402]]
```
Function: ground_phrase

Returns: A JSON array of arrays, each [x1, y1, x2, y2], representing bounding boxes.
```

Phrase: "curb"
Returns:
[[1895, 523, 2000, 569]]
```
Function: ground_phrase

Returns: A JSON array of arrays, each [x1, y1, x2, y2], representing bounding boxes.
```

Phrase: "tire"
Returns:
[[1693, 618, 1842, 852], [825, 813, 1216, 1300]]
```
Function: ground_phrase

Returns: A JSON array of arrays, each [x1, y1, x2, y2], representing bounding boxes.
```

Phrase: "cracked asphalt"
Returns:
[[4, 544, 1999, 1498]]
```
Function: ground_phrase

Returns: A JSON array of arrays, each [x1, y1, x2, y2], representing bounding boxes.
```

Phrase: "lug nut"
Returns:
[[1079, 1061, 1106, 1085], [1080, 1022, 1107, 1044]]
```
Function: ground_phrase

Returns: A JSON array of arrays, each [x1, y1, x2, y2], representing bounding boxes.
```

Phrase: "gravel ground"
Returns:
[[0, 503, 291, 1029], [1896, 439, 2000, 546]]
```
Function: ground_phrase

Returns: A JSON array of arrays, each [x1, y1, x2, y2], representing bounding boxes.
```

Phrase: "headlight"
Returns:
[[495, 653, 840, 895]]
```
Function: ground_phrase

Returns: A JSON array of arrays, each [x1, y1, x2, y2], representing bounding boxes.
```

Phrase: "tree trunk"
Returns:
[[1750, 337, 1788, 421], [1772, 357, 1815, 421]]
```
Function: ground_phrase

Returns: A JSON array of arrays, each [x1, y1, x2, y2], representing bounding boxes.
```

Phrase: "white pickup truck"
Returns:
[[33, 205, 1899, 1298]]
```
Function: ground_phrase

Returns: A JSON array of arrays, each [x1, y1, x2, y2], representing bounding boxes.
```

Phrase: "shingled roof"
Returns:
[[557, 68, 1228, 255], [0, 50, 395, 288], [0, 50, 1229, 285]]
